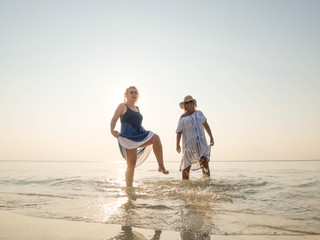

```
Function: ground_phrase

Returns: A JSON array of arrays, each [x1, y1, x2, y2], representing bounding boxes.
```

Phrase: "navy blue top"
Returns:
[[120, 104, 150, 142]]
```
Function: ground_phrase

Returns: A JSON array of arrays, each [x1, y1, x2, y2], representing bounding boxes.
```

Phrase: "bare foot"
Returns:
[[158, 167, 169, 175], [125, 187, 137, 201]]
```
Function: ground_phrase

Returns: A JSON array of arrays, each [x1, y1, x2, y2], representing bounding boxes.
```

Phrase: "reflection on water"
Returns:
[[109, 226, 162, 240], [109, 225, 210, 240], [107, 183, 214, 239], [180, 231, 210, 240], [178, 204, 212, 239], [178, 200, 213, 237], [177, 182, 214, 237]]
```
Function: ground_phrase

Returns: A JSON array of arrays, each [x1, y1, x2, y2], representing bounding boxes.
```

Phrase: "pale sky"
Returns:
[[1, 0, 319, 161]]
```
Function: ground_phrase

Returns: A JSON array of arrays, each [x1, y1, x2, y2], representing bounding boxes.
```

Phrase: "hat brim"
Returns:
[[179, 99, 197, 109]]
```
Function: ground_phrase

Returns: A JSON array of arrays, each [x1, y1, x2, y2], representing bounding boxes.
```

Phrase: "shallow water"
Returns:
[[0, 160, 319, 236]]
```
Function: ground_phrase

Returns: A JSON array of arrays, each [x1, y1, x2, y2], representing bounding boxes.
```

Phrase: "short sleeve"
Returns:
[[198, 111, 207, 124], [176, 117, 184, 133]]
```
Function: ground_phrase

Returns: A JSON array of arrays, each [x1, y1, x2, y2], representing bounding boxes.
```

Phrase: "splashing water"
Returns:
[[0, 160, 319, 235]]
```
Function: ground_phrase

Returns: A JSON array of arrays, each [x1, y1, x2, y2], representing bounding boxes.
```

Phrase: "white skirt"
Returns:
[[118, 132, 154, 167]]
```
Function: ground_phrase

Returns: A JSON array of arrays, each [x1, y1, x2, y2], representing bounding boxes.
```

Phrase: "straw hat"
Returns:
[[179, 95, 197, 109]]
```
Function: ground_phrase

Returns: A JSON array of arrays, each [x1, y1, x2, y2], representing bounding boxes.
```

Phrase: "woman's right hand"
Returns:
[[111, 130, 120, 138]]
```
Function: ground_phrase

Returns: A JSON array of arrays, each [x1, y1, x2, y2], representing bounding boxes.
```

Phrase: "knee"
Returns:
[[126, 157, 137, 169], [153, 134, 161, 145], [127, 162, 136, 170]]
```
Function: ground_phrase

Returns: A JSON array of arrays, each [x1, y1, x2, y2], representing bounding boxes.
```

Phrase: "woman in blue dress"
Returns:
[[176, 95, 214, 180], [110, 86, 169, 187]]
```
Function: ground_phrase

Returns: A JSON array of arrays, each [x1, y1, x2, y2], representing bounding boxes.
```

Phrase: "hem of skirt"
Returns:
[[179, 155, 210, 172], [118, 132, 154, 149]]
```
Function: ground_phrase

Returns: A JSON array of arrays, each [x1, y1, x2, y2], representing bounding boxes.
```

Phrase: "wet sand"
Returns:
[[0, 211, 318, 240]]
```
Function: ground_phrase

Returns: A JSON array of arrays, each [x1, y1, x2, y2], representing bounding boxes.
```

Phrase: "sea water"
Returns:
[[0, 160, 319, 236]]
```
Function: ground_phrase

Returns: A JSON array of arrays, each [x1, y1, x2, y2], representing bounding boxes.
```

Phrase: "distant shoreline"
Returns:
[[1, 159, 320, 162]]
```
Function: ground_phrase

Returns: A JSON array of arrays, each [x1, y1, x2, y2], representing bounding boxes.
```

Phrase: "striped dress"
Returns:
[[176, 110, 211, 171], [118, 104, 154, 167]]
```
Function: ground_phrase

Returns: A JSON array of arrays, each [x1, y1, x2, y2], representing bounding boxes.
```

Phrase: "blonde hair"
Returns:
[[124, 86, 139, 103]]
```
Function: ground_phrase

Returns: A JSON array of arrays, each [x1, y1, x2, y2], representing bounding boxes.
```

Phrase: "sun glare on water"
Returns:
[[101, 193, 128, 223], [92, 167, 128, 223], [101, 167, 127, 222], [117, 167, 126, 187]]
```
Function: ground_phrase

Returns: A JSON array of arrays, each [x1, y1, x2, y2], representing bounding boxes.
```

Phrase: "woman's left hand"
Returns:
[[176, 144, 181, 153], [210, 138, 214, 146]]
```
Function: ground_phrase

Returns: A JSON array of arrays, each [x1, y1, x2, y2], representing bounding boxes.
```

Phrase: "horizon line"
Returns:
[[1, 159, 320, 163]]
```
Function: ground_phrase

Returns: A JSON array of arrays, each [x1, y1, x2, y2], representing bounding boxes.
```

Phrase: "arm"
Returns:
[[110, 103, 126, 138], [176, 132, 182, 153], [203, 120, 214, 146], [176, 114, 186, 153]]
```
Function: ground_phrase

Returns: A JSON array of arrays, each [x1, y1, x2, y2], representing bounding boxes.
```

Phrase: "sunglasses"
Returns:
[[185, 100, 194, 104], [129, 91, 138, 95]]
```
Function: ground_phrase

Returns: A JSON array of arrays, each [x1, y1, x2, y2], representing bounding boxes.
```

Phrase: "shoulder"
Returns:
[[196, 110, 207, 121], [117, 103, 127, 115], [118, 103, 127, 110], [180, 113, 186, 119], [196, 110, 204, 115], [195, 110, 206, 118]]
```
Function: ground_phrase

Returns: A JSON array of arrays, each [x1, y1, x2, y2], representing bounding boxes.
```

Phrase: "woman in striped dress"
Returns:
[[176, 95, 214, 180], [110, 86, 169, 187]]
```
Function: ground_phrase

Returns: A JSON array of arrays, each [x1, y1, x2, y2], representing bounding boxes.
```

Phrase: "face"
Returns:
[[126, 88, 139, 102], [184, 100, 194, 111]]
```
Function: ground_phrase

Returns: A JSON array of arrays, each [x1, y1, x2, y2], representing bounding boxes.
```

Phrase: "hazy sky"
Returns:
[[1, 0, 319, 162]]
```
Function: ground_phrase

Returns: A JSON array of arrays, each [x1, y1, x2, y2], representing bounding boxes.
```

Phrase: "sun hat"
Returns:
[[179, 95, 197, 109]]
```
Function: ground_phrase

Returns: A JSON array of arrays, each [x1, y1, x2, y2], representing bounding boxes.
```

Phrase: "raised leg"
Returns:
[[140, 134, 169, 174]]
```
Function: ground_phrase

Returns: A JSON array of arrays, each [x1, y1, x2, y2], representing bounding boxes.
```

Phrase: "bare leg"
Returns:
[[140, 134, 169, 174], [200, 157, 210, 178], [125, 148, 137, 187], [182, 165, 191, 180]]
